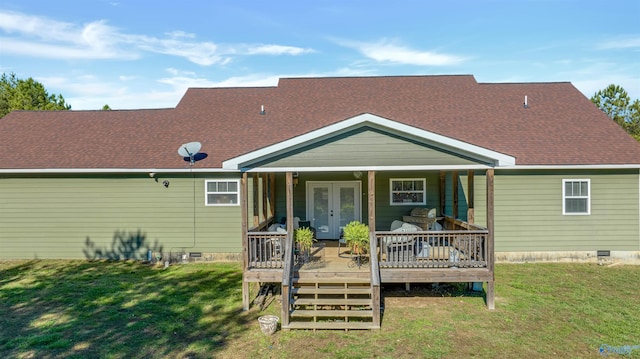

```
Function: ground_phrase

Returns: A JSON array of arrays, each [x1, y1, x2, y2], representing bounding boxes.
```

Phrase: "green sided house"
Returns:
[[1, 75, 639, 330]]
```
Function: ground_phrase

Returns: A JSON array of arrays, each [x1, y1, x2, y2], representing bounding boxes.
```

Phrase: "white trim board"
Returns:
[[0, 168, 240, 174]]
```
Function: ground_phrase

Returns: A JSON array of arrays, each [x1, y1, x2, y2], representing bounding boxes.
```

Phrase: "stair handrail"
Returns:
[[369, 231, 381, 329]]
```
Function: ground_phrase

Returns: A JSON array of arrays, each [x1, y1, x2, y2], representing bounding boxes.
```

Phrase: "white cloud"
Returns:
[[136, 35, 229, 66], [596, 35, 640, 50], [552, 60, 640, 99], [158, 71, 281, 90], [165, 30, 195, 39], [0, 10, 314, 65], [244, 44, 314, 56], [573, 76, 640, 101], [57, 70, 282, 110], [337, 38, 466, 66], [0, 37, 136, 60], [0, 10, 134, 60], [164, 68, 199, 77]]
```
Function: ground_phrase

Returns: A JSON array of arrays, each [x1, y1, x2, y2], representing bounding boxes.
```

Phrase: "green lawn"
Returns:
[[1, 260, 639, 358]]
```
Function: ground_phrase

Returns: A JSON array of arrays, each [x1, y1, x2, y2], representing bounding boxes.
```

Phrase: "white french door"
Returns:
[[306, 181, 361, 240]]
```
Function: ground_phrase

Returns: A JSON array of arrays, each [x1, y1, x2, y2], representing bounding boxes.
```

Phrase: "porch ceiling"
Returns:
[[223, 113, 515, 171]]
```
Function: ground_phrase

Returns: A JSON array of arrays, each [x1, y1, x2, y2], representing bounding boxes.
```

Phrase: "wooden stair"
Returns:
[[284, 276, 378, 330]]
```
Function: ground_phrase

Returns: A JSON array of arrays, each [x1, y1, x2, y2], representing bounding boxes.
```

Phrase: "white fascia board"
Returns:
[[0, 168, 240, 174], [498, 164, 640, 170], [243, 164, 491, 173], [222, 113, 515, 170]]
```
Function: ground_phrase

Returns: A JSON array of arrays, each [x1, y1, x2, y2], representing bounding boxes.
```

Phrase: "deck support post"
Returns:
[[269, 173, 276, 219], [439, 172, 446, 219], [281, 171, 294, 327], [241, 172, 250, 311], [452, 171, 459, 220], [467, 171, 474, 224], [367, 170, 376, 236], [368, 170, 381, 329], [252, 173, 259, 227], [486, 168, 495, 310]]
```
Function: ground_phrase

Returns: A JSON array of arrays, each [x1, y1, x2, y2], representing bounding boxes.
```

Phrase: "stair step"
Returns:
[[285, 321, 377, 330], [293, 298, 371, 306], [293, 277, 370, 284], [291, 309, 373, 318], [293, 287, 371, 295]]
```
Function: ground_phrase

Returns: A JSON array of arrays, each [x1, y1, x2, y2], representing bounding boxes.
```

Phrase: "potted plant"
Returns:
[[294, 227, 316, 261], [343, 221, 369, 255]]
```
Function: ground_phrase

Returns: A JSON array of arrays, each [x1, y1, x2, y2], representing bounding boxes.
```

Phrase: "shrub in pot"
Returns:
[[294, 227, 316, 257], [343, 221, 369, 255]]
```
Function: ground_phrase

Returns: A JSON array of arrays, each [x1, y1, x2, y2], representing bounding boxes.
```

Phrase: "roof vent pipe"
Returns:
[[524, 96, 529, 109], [260, 105, 266, 115]]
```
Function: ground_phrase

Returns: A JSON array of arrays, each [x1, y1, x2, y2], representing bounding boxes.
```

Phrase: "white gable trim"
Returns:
[[242, 165, 491, 173], [222, 113, 515, 170], [0, 168, 239, 174]]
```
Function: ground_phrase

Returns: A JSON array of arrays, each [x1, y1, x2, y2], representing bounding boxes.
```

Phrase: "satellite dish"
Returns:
[[178, 141, 201, 158]]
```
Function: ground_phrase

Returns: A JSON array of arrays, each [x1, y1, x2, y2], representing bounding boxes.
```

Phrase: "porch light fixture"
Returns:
[[293, 172, 299, 187], [353, 171, 363, 180]]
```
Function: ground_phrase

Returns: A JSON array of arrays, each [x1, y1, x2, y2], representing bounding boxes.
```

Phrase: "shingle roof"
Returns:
[[1, 75, 639, 170]]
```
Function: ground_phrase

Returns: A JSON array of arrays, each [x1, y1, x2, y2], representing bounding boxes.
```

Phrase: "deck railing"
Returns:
[[375, 228, 488, 269], [247, 232, 287, 269]]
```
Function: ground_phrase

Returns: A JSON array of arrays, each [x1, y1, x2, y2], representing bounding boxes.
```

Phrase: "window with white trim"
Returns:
[[562, 179, 590, 215], [205, 180, 240, 206], [390, 178, 426, 205]]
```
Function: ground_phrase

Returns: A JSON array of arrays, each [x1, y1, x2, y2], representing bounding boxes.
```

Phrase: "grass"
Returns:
[[1, 260, 639, 358]]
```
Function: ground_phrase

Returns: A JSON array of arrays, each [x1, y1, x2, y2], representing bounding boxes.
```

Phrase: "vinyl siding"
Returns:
[[444, 172, 470, 221], [472, 173, 487, 227], [277, 171, 442, 231], [474, 170, 640, 251], [261, 129, 480, 168], [374, 171, 441, 231], [0, 174, 242, 259]]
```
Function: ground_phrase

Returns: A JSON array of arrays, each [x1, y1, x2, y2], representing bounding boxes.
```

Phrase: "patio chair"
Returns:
[[384, 236, 417, 262], [381, 221, 422, 262], [338, 237, 348, 257], [269, 237, 283, 260]]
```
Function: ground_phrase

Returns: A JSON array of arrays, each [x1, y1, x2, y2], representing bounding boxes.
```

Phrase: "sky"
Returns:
[[1, 0, 639, 110]]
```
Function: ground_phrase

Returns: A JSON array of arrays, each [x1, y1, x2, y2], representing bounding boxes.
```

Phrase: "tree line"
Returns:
[[0, 73, 71, 118], [590, 84, 640, 142], [0, 72, 111, 118]]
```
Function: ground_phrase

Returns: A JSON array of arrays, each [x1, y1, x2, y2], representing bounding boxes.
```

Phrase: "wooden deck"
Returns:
[[245, 237, 492, 329], [244, 240, 370, 282], [240, 170, 496, 328]]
